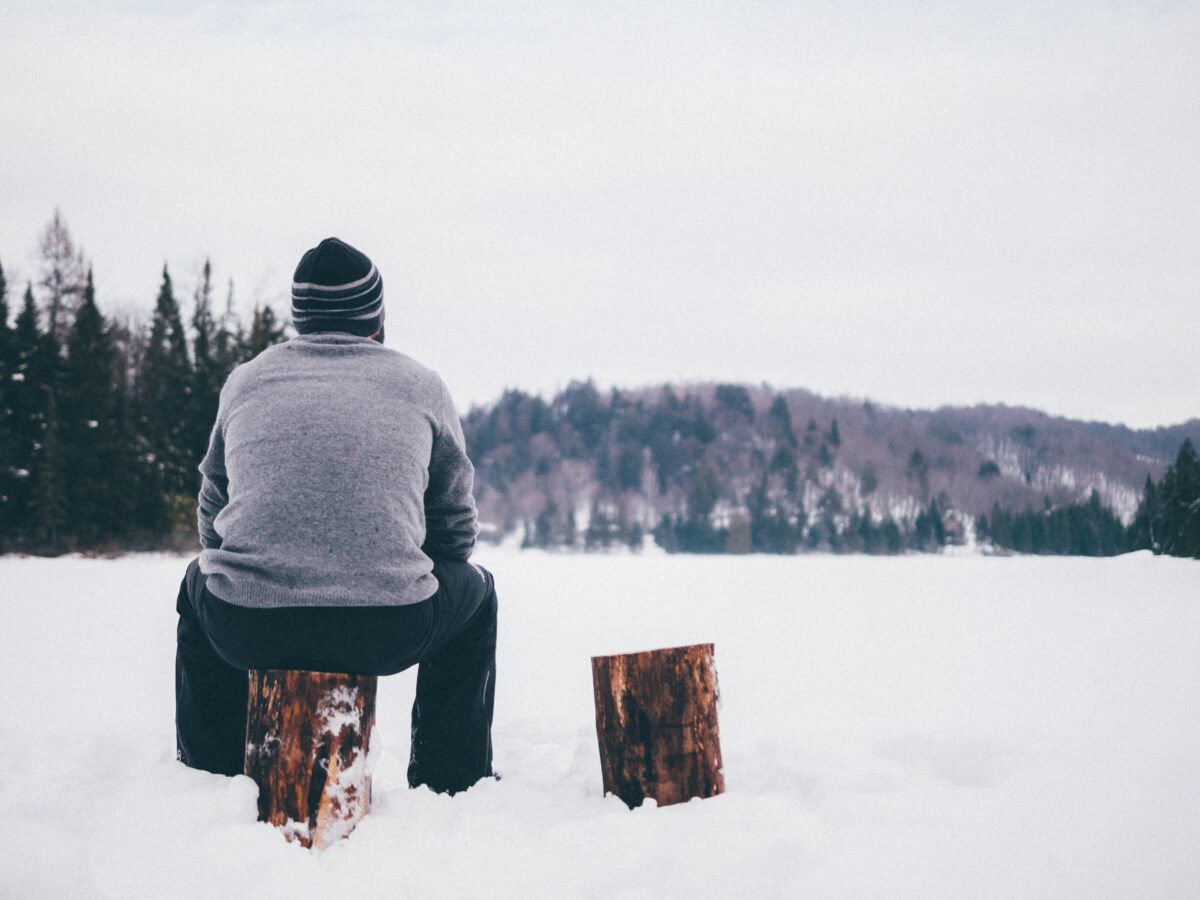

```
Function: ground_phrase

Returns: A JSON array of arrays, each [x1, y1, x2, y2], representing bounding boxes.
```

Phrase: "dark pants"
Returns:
[[175, 557, 497, 795]]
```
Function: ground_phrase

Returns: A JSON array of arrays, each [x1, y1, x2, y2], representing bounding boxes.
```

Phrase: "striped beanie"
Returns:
[[291, 237, 384, 336]]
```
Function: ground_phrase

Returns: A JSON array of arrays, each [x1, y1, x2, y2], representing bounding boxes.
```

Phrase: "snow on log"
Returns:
[[243, 669, 378, 849], [591, 643, 724, 809]]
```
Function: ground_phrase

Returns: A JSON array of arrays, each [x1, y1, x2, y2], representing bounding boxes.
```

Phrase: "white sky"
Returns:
[[1, 1, 1197, 428]]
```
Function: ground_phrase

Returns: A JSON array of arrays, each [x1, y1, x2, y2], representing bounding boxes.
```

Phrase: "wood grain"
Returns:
[[244, 669, 378, 849], [591, 644, 724, 809]]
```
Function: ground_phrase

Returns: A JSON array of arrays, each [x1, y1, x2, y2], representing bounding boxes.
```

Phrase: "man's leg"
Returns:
[[175, 558, 248, 776], [408, 560, 498, 795]]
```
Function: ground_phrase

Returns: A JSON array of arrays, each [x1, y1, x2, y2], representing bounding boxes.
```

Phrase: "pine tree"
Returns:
[[0, 261, 15, 541], [243, 303, 286, 359], [1161, 439, 1199, 558], [62, 269, 136, 546], [190, 260, 221, 469], [7, 286, 39, 541], [906, 449, 930, 500], [214, 278, 243, 381], [928, 499, 945, 546], [765, 395, 799, 489], [9, 284, 64, 544], [914, 506, 933, 551], [136, 265, 194, 502], [1129, 475, 1158, 551], [766, 396, 797, 448]]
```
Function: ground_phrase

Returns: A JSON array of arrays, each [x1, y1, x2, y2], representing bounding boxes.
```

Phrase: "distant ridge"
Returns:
[[462, 379, 1200, 546]]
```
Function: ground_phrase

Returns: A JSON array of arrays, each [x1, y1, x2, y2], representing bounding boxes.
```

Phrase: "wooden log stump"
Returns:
[[243, 669, 377, 849], [591, 643, 724, 809]]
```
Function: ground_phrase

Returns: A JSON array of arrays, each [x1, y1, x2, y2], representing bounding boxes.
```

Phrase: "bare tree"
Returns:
[[38, 209, 86, 342]]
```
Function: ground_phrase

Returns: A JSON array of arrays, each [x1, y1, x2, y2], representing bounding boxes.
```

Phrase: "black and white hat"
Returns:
[[291, 237, 384, 336]]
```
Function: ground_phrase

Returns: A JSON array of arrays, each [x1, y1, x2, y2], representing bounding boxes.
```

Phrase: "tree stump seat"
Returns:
[[243, 669, 378, 849], [591, 643, 725, 809]]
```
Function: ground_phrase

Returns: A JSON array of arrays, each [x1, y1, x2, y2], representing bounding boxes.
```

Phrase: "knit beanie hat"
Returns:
[[291, 237, 384, 336]]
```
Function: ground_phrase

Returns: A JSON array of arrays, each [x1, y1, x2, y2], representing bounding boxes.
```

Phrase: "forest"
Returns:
[[0, 213, 287, 551], [1, 213, 1196, 559], [462, 383, 1198, 558]]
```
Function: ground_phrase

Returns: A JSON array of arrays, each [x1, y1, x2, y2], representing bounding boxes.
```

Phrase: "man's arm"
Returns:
[[197, 403, 229, 550], [422, 375, 478, 561]]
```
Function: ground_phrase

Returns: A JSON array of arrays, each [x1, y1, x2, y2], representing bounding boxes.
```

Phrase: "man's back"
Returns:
[[177, 237, 496, 794], [197, 331, 477, 608]]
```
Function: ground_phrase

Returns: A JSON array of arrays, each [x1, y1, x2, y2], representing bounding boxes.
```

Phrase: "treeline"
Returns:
[[977, 491, 1128, 556], [3, 213, 1194, 561], [0, 212, 287, 553], [467, 381, 944, 555], [977, 441, 1198, 558], [465, 381, 1197, 558]]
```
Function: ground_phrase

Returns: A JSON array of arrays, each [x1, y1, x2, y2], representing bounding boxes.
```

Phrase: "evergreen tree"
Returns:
[[766, 396, 796, 448], [881, 517, 903, 553], [614, 444, 644, 492], [212, 280, 242, 376], [765, 395, 799, 488], [116, 343, 164, 538], [1129, 475, 1158, 551], [914, 505, 933, 551], [906, 449, 929, 500], [747, 474, 801, 553], [243, 303, 286, 360], [0, 261, 13, 539], [189, 260, 222, 468], [61, 269, 138, 545], [6, 286, 42, 541], [714, 384, 754, 423], [1160, 440, 1199, 557], [929, 499, 946, 546], [817, 441, 834, 468], [136, 265, 194, 501], [8, 284, 64, 544]]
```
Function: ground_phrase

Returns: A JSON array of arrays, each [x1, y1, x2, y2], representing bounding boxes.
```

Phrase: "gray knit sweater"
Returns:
[[196, 332, 477, 607]]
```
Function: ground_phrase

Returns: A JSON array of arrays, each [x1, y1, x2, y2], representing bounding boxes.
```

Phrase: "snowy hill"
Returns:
[[2, 549, 1198, 897], [463, 382, 1200, 548]]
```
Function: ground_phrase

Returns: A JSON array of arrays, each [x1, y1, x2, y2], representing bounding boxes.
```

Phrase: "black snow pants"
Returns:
[[175, 557, 497, 795]]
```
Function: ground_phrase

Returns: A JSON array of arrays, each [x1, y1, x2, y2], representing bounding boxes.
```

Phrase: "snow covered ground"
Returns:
[[1, 549, 1198, 898]]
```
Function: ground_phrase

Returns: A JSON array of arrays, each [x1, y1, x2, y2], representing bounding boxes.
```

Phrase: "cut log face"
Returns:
[[244, 669, 378, 849], [591, 643, 724, 809]]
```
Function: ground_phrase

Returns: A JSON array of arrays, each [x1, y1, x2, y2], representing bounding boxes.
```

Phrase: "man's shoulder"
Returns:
[[220, 339, 448, 401], [383, 348, 440, 383], [219, 343, 287, 394]]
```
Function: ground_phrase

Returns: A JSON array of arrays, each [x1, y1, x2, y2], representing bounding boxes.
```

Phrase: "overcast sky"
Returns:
[[2, 1, 1197, 428]]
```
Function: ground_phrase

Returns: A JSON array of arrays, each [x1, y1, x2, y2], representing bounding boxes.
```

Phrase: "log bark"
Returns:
[[243, 669, 377, 849], [591, 643, 724, 809]]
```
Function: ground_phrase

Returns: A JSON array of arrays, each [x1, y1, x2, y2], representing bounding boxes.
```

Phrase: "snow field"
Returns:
[[1, 550, 1198, 898]]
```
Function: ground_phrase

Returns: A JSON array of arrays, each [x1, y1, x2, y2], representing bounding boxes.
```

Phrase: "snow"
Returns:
[[1, 549, 1198, 898], [316, 684, 364, 736]]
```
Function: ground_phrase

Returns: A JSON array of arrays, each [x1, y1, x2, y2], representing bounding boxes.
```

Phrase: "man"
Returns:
[[174, 237, 497, 796]]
